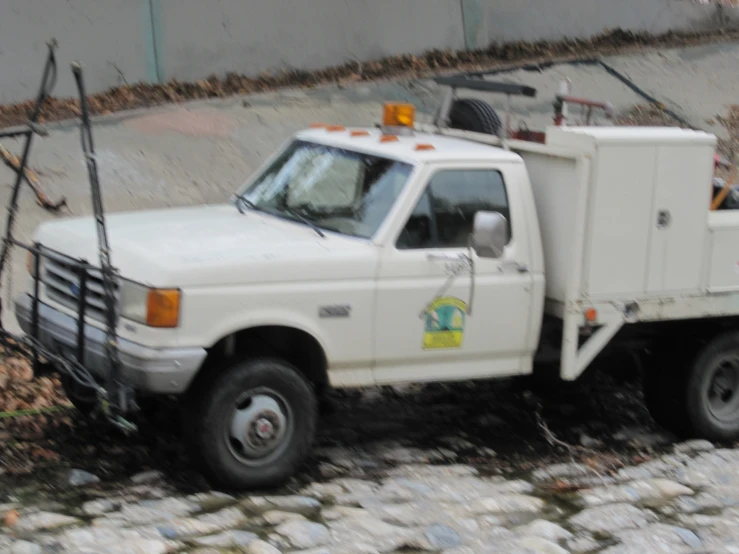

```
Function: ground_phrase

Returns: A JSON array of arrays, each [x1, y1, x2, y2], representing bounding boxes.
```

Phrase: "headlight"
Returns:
[[120, 281, 181, 328]]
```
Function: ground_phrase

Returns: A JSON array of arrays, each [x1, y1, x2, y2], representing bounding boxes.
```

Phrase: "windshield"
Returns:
[[236, 139, 414, 239]]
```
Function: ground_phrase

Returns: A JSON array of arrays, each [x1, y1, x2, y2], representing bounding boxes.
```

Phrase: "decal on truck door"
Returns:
[[422, 296, 467, 349]]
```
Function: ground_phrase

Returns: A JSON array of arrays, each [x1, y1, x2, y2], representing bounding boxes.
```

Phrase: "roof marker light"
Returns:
[[351, 130, 370, 137], [415, 143, 435, 151], [383, 102, 415, 127], [379, 135, 399, 143], [326, 125, 346, 132]]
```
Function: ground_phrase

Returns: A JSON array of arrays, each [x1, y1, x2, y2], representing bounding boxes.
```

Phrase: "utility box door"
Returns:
[[645, 143, 714, 294], [583, 144, 656, 298]]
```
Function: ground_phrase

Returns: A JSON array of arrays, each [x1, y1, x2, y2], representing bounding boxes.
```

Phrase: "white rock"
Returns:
[[517, 536, 569, 554], [275, 520, 331, 549], [674, 439, 714, 454], [193, 530, 258, 548], [67, 469, 100, 487], [579, 479, 693, 507], [10, 541, 42, 554], [245, 540, 282, 554], [471, 495, 545, 515], [515, 519, 574, 541], [262, 495, 321, 512], [569, 503, 657, 534], [82, 499, 118, 517], [118, 498, 199, 525], [13, 511, 80, 532], [262, 510, 307, 525], [156, 507, 248, 540]]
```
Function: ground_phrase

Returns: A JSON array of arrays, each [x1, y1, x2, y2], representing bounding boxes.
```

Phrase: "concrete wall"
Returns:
[[0, 0, 153, 104], [0, 0, 733, 104]]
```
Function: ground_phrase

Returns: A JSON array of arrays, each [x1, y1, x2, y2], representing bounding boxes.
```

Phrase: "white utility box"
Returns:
[[520, 126, 717, 303]]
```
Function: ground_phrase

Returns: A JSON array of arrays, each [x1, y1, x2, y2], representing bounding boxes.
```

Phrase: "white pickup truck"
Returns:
[[14, 93, 739, 490]]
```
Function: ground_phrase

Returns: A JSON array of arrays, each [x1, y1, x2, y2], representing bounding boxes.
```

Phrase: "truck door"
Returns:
[[373, 164, 534, 384]]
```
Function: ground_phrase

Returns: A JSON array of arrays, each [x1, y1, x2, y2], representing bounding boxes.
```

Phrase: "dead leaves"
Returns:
[[1, 28, 739, 130], [4, 509, 18, 528]]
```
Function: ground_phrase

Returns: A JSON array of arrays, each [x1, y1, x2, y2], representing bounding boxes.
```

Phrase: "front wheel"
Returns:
[[186, 357, 318, 490], [687, 331, 739, 441]]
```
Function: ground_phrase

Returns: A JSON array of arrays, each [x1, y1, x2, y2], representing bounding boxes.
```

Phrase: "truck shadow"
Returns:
[[0, 369, 684, 496]]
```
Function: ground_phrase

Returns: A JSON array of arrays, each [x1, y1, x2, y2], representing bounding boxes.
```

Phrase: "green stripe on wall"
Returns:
[[461, 0, 484, 51], [144, 0, 164, 83]]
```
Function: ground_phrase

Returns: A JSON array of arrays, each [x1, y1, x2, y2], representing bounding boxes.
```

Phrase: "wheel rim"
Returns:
[[706, 355, 739, 423], [225, 387, 293, 467]]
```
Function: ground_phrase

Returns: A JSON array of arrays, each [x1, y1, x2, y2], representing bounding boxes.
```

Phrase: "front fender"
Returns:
[[203, 308, 334, 363]]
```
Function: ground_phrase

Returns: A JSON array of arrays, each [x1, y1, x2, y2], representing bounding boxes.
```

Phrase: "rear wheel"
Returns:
[[448, 98, 502, 136], [686, 331, 739, 441], [185, 357, 317, 490]]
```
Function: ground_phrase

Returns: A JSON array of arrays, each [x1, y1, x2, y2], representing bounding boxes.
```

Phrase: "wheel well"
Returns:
[[187, 326, 329, 396]]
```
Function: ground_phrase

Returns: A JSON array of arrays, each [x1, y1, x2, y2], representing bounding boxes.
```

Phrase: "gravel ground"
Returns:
[[2, 36, 739, 553], [1, 377, 739, 553]]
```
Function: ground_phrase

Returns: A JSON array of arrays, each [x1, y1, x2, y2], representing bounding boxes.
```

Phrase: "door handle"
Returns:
[[500, 261, 528, 273], [427, 253, 467, 263]]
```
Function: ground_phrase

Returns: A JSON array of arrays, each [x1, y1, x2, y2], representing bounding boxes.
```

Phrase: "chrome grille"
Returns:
[[42, 256, 119, 322]]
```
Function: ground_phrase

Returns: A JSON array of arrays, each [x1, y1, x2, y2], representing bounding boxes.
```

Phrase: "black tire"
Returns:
[[186, 357, 317, 490], [642, 346, 693, 437], [448, 98, 502, 136], [686, 331, 739, 441]]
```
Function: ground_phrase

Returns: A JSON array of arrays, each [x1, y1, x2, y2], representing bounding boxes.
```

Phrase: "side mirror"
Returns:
[[472, 211, 508, 258]]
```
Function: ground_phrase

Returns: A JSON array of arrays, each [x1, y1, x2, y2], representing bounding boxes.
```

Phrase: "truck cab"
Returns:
[[15, 105, 544, 489]]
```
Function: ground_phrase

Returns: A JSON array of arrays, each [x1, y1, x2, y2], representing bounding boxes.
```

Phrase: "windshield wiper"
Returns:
[[234, 194, 258, 214], [284, 208, 325, 238]]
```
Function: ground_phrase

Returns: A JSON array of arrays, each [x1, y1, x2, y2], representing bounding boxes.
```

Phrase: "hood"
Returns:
[[34, 204, 378, 287]]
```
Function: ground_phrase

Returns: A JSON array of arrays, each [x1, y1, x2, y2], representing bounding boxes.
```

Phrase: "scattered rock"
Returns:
[[578, 478, 693, 507], [262, 510, 307, 525], [275, 520, 331, 549], [13, 511, 80, 533], [52, 527, 176, 553], [131, 470, 164, 484], [245, 540, 282, 554], [10, 541, 42, 554], [515, 519, 574, 542], [156, 507, 247, 540], [603, 523, 702, 553], [82, 499, 118, 517], [569, 503, 657, 534], [517, 536, 569, 554], [674, 439, 714, 454], [423, 523, 463, 549], [118, 498, 200, 525], [261, 495, 321, 513], [567, 534, 603, 552], [67, 469, 100, 487], [470, 495, 545, 515], [192, 530, 258, 548]]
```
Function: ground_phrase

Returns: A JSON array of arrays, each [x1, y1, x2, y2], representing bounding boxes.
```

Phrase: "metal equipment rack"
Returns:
[[0, 41, 136, 432]]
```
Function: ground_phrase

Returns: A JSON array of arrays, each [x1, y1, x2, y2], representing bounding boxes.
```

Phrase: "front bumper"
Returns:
[[15, 293, 207, 394]]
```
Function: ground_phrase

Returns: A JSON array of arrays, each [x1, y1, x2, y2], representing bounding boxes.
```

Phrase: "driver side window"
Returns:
[[397, 169, 511, 250]]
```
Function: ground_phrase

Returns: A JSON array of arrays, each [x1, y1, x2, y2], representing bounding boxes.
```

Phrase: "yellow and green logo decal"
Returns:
[[422, 296, 467, 349]]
